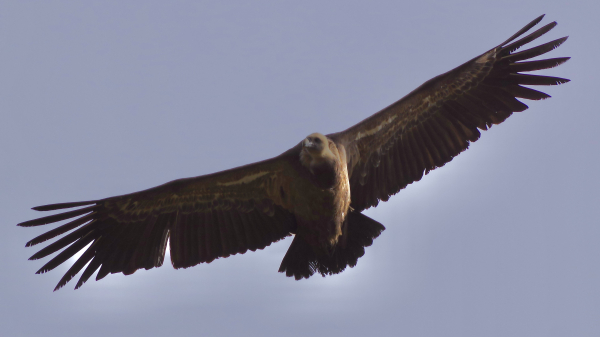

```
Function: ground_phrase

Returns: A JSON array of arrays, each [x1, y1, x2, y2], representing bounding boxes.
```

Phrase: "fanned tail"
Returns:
[[279, 211, 385, 280]]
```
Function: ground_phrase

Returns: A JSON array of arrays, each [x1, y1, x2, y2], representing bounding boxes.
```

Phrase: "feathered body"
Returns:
[[295, 133, 351, 250]]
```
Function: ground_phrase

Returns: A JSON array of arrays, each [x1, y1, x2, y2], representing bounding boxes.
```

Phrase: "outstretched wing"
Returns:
[[18, 146, 302, 290], [328, 15, 570, 211]]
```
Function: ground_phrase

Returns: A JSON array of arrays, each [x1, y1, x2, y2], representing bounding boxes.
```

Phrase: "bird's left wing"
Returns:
[[328, 15, 570, 211], [18, 146, 302, 290]]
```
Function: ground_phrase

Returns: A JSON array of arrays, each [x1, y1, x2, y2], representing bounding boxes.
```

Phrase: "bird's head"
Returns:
[[300, 133, 338, 174], [302, 133, 328, 156]]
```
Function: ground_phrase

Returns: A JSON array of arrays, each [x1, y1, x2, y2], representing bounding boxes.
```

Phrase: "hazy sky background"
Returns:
[[1, 1, 598, 336]]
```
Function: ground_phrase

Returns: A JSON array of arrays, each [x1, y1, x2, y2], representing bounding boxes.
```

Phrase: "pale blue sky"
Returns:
[[1, 1, 598, 336]]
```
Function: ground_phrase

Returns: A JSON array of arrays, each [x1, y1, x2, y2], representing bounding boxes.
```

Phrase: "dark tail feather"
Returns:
[[278, 211, 385, 280], [278, 234, 317, 280]]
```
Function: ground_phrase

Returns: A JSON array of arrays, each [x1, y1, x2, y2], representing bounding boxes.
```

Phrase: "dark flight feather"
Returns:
[[25, 214, 93, 247], [507, 57, 570, 73], [18, 205, 97, 227], [501, 37, 568, 62], [501, 21, 557, 54], [503, 85, 551, 100], [32, 200, 97, 211], [497, 14, 545, 47]]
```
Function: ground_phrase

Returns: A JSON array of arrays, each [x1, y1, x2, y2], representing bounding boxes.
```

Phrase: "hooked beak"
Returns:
[[304, 139, 316, 149]]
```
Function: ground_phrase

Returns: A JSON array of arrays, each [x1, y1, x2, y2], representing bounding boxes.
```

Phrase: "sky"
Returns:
[[1, 1, 598, 336]]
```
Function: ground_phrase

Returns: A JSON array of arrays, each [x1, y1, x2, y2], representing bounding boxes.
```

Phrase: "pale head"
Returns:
[[300, 133, 338, 173], [303, 133, 328, 156]]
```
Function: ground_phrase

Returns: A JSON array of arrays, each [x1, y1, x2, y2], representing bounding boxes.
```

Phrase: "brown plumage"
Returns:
[[19, 15, 569, 290]]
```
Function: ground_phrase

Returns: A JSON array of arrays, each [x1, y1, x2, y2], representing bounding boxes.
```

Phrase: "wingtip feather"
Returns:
[[498, 14, 546, 47], [18, 205, 97, 227], [32, 201, 97, 211], [35, 267, 48, 275]]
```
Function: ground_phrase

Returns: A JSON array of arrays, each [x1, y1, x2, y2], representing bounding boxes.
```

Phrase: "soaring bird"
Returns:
[[19, 15, 569, 291]]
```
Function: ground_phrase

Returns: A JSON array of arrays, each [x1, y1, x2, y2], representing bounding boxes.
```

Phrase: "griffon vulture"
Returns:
[[19, 15, 570, 290]]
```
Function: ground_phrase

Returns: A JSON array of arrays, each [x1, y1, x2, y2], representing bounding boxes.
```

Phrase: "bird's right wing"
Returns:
[[19, 145, 304, 290]]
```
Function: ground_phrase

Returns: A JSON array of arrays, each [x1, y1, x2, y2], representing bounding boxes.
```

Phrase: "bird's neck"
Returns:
[[300, 148, 340, 189]]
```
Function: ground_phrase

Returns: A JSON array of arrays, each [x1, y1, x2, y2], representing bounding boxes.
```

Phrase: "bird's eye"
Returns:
[[314, 138, 321, 143]]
